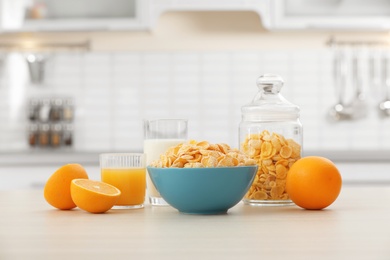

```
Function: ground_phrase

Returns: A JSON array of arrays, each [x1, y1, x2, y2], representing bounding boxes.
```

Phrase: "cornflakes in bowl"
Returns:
[[147, 140, 258, 214]]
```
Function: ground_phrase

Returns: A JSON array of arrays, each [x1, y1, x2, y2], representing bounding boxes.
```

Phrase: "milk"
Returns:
[[144, 139, 185, 197]]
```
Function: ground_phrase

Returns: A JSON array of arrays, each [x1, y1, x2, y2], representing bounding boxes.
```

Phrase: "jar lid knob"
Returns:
[[256, 74, 284, 94]]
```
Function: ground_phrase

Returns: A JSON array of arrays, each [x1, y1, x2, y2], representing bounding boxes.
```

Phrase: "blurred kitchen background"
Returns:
[[2, 0, 390, 189]]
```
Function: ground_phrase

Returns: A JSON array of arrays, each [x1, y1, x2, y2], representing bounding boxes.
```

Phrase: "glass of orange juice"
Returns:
[[100, 153, 146, 209]]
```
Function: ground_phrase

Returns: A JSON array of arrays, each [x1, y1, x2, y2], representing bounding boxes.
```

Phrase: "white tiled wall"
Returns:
[[1, 49, 389, 153]]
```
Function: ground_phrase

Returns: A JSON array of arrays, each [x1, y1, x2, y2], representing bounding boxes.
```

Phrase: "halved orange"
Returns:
[[71, 179, 121, 213]]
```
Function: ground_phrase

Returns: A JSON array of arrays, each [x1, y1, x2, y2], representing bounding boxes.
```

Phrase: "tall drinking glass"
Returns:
[[144, 119, 188, 206]]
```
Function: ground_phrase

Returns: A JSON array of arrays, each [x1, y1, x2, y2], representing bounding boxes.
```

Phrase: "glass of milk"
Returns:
[[143, 119, 188, 206]]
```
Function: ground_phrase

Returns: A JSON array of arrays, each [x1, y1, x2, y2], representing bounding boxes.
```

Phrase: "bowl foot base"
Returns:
[[179, 210, 228, 215], [243, 199, 294, 206]]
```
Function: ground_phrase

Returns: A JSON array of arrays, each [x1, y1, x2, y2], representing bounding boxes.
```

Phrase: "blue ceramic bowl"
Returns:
[[147, 166, 257, 214]]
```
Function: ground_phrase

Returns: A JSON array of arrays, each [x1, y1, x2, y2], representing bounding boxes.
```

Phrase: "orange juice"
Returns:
[[101, 168, 146, 206]]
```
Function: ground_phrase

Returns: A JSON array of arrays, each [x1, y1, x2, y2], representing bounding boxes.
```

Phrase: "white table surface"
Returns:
[[1, 185, 390, 260]]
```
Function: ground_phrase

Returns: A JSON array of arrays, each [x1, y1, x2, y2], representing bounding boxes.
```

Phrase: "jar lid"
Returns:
[[241, 74, 300, 121]]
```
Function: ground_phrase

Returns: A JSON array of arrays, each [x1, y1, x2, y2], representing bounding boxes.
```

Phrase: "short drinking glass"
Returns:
[[100, 153, 146, 209]]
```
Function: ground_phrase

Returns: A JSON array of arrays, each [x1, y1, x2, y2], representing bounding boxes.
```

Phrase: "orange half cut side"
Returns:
[[71, 179, 121, 213]]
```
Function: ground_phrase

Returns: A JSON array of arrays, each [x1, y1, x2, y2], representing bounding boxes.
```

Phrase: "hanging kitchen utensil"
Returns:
[[328, 46, 354, 121], [349, 49, 368, 119], [369, 50, 378, 89], [26, 53, 46, 84], [378, 52, 390, 117]]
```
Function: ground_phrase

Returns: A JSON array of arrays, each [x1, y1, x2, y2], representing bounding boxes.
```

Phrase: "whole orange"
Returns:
[[286, 156, 342, 210], [44, 164, 89, 210]]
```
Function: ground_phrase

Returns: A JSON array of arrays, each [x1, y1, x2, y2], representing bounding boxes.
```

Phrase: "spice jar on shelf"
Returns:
[[49, 98, 63, 122], [63, 124, 73, 147], [239, 74, 302, 206], [50, 123, 62, 148], [39, 99, 51, 122], [62, 98, 74, 122], [38, 123, 50, 147], [28, 124, 38, 147], [28, 99, 39, 121]]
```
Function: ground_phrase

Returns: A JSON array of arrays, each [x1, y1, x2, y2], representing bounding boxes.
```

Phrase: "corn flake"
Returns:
[[241, 130, 301, 201], [150, 140, 257, 168]]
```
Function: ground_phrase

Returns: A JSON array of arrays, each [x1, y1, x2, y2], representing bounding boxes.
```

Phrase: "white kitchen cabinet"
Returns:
[[2, 161, 389, 190], [0, 152, 100, 190], [2, 0, 390, 32], [148, 0, 390, 31], [0, 165, 100, 190], [1, 165, 61, 190], [0, 0, 272, 32], [147, 0, 272, 29], [0, 0, 149, 32], [271, 0, 390, 31]]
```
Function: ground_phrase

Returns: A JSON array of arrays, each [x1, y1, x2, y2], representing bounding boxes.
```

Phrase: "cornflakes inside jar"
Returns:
[[241, 130, 301, 205], [239, 74, 302, 206]]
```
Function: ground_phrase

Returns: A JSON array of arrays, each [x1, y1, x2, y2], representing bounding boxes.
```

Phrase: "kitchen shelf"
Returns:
[[0, 40, 91, 52], [271, 0, 390, 30], [0, 152, 101, 166], [0, 149, 389, 167]]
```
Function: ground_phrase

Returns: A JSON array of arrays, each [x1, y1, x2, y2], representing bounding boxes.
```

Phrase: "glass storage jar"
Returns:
[[239, 74, 302, 206]]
